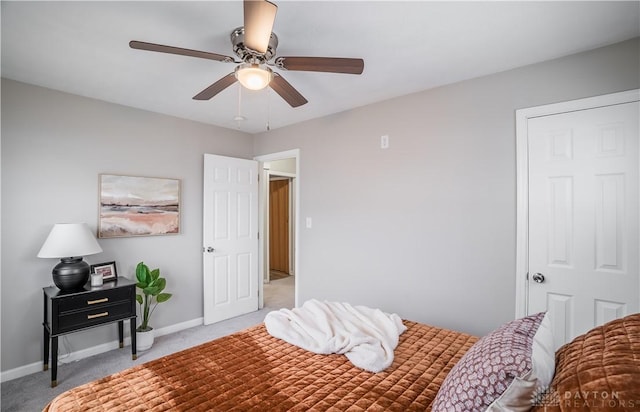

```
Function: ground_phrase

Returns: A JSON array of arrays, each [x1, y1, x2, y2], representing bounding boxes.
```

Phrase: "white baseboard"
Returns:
[[0, 317, 204, 383], [156, 317, 203, 337]]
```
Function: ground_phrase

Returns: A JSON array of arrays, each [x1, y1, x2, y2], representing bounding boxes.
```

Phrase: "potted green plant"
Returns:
[[135, 261, 172, 351]]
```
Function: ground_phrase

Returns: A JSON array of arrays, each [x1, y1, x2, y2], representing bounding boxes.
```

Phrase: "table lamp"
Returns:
[[38, 223, 103, 291]]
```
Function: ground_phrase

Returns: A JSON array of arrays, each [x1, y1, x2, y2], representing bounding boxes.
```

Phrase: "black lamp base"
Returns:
[[52, 257, 90, 291]]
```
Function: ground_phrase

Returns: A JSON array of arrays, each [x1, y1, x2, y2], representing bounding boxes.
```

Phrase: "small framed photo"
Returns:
[[90, 261, 118, 282]]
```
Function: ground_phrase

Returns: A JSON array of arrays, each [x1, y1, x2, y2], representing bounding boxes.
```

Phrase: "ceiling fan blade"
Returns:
[[270, 73, 308, 108], [130, 41, 235, 63], [193, 73, 238, 100], [275, 56, 364, 75], [244, 0, 277, 53]]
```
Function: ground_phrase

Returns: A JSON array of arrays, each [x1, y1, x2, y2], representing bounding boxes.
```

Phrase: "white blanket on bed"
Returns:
[[264, 299, 407, 373]]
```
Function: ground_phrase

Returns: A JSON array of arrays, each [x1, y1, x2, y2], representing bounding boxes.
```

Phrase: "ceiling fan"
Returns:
[[129, 0, 364, 108]]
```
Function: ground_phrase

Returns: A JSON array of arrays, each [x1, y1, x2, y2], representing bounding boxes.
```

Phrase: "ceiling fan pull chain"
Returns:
[[234, 84, 246, 127], [238, 85, 242, 118], [266, 88, 271, 131]]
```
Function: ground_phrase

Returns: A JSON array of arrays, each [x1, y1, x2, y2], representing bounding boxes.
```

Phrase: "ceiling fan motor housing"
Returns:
[[231, 27, 278, 63]]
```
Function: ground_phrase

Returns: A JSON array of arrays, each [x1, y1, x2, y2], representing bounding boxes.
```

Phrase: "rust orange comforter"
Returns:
[[44, 320, 477, 411], [531, 313, 640, 412]]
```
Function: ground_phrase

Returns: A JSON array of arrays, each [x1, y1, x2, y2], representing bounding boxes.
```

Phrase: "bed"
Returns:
[[44, 319, 477, 411], [44, 311, 640, 412]]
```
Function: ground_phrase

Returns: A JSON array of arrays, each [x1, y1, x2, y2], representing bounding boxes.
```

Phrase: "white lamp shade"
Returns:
[[37, 223, 103, 258], [235, 63, 272, 91]]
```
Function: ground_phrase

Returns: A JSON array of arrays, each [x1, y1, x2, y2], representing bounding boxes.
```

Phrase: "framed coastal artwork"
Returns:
[[98, 174, 181, 238]]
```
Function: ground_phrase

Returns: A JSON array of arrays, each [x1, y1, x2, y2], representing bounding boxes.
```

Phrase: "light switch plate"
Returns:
[[381, 135, 389, 149]]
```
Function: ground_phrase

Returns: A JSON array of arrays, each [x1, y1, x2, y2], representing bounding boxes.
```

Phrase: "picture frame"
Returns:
[[90, 261, 118, 282], [98, 174, 181, 238]]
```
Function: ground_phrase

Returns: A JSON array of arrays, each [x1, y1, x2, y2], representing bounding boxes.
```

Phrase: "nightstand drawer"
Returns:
[[57, 286, 132, 312], [57, 301, 134, 333]]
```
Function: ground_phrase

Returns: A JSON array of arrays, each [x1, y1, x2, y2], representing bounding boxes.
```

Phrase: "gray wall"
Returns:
[[2, 38, 638, 376], [1, 79, 253, 372], [253, 38, 640, 335]]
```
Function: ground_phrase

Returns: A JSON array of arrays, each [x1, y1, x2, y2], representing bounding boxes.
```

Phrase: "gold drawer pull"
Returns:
[[87, 312, 109, 320], [87, 298, 108, 305]]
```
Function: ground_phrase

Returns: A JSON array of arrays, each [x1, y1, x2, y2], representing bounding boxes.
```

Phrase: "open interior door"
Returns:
[[203, 154, 259, 324]]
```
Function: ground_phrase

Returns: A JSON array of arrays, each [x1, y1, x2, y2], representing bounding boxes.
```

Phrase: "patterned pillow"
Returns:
[[431, 312, 555, 412]]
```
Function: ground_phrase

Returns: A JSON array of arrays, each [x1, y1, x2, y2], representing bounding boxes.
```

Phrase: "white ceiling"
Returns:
[[2, 1, 639, 134]]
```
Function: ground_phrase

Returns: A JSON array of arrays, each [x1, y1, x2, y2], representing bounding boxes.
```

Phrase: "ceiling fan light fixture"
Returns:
[[235, 63, 272, 91]]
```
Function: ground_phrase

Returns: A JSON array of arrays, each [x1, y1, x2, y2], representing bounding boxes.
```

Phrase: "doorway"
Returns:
[[269, 177, 291, 279], [255, 150, 299, 310]]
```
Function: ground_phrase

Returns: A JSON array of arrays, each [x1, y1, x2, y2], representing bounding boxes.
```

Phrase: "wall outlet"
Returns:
[[306, 217, 312, 228], [381, 134, 389, 149]]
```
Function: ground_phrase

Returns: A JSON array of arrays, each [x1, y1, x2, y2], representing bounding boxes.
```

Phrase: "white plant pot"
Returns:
[[137, 328, 155, 351]]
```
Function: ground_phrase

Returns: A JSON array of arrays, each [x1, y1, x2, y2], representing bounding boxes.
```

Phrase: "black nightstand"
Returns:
[[42, 278, 137, 387]]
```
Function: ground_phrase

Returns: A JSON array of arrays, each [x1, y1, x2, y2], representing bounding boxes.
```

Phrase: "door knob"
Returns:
[[203, 246, 215, 253], [532, 273, 545, 283]]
